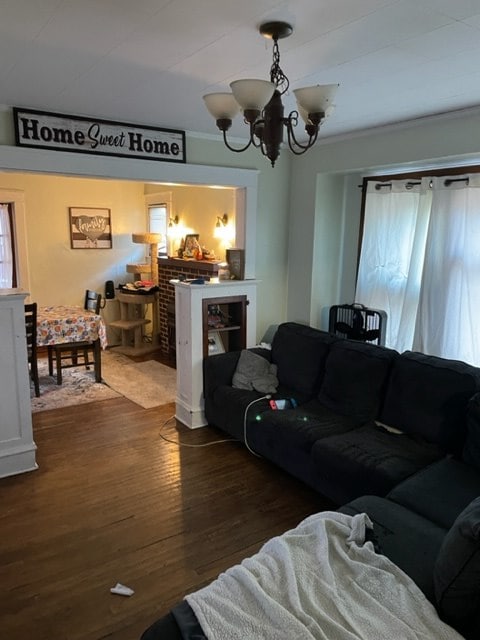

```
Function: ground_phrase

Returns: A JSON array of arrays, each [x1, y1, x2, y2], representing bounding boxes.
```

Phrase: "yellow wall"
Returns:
[[0, 172, 145, 305], [144, 183, 236, 261]]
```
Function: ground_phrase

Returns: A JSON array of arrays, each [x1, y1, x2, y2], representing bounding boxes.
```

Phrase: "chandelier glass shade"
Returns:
[[203, 21, 338, 167]]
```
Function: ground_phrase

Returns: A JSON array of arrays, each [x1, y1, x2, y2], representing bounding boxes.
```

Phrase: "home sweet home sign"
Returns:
[[13, 107, 186, 163]]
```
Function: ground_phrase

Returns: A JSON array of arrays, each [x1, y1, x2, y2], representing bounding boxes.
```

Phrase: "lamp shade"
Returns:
[[230, 79, 275, 110], [294, 83, 339, 115], [297, 103, 336, 125], [203, 93, 240, 119]]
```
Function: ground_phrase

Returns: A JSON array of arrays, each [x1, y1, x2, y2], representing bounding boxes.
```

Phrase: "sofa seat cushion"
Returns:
[[340, 495, 446, 603], [380, 351, 480, 455], [387, 457, 480, 530], [249, 399, 360, 454], [271, 323, 337, 397], [246, 400, 359, 489], [434, 497, 480, 639], [318, 340, 397, 422], [311, 423, 444, 505]]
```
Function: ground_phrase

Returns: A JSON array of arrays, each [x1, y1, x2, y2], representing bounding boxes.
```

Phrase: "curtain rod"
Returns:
[[444, 177, 469, 186], [369, 177, 470, 190], [373, 181, 421, 191]]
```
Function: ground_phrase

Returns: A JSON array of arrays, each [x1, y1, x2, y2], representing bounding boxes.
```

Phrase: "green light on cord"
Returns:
[[255, 415, 262, 421]]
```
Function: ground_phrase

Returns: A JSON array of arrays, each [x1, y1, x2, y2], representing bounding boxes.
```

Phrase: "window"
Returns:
[[148, 203, 168, 255], [356, 172, 480, 366], [0, 203, 16, 288], [145, 191, 171, 256]]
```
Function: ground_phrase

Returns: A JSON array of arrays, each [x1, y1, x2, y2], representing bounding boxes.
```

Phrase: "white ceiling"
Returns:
[[2, 0, 480, 142]]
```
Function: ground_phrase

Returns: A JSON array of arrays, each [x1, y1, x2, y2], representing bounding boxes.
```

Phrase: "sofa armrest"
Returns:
[[203, 348, 271, 399]]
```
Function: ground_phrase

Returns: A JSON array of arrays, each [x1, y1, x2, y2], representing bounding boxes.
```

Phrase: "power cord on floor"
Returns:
[[159, 414, 236, 447], [243, 394, 271, 457], [160, 394, 271, 453]]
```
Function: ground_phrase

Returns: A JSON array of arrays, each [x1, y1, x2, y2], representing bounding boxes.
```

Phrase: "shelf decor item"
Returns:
[[184, 233, 200, 257], [226, 248, 245, 280], [207, 331, 225, 355]]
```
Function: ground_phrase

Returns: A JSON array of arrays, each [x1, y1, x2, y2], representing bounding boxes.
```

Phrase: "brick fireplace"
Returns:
[[157, 257, 220, 354]]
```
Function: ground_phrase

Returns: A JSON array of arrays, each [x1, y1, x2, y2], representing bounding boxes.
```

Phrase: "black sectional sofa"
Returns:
[[141, 322, 480, 639], [201, 322, 480, 639]]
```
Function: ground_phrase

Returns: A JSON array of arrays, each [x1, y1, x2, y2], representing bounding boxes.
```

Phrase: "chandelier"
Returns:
[[203, 21, 338, 168]]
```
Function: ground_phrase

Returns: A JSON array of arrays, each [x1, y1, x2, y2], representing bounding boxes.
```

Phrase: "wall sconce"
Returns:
[[214, 213, 233, 244], [167, 215, 182, 240], [215, 213, 228, 229]]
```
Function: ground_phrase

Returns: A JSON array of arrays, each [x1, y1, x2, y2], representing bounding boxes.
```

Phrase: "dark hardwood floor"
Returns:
[[1, 371, 333, 640]]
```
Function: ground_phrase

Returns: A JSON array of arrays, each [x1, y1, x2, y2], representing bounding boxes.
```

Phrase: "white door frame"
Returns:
[[0, 145, 258, 279], [0, 188, 31, 296]]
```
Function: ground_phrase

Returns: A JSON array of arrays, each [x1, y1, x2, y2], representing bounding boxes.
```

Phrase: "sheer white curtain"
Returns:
[[355, 178, 431, 351], [414, 176, 480, 365], [0, 204, 13, 288], [356, 174, 480, 366]]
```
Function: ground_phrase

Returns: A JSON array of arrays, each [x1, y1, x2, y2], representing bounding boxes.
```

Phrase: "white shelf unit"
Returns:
[[173, 279, 258, 429], [0, 289, 37, 478]]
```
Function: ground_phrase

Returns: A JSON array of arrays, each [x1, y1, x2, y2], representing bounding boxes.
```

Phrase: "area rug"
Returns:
[[31, 358, 122, 412], [31, 350, 177, 412], [101, 350, 177, 409]]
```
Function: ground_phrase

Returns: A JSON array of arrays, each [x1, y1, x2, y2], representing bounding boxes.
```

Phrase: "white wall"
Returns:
[[287, 108, 480, 329], [0, 105, 292, 342]]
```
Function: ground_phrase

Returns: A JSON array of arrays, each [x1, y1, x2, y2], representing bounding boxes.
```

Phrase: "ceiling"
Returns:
[[2, 0, 480, 143]]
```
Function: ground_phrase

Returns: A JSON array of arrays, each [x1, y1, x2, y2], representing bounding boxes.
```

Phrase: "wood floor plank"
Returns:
[[1, 394, 333, 639]]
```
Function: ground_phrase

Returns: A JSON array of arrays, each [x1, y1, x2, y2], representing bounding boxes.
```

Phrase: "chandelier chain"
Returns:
[[269, 38, 289, 95]]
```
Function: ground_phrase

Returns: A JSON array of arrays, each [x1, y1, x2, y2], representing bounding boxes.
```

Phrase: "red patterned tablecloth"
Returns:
[[37, 305, 107, 348]]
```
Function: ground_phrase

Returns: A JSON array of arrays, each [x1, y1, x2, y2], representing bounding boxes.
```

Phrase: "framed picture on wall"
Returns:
[[226, 248, 245, 280], [69, 207, 112, 249]]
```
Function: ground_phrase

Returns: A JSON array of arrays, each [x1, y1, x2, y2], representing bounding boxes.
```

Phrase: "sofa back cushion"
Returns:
[[318, 340, 397, 422], [463, 392, 480, 472], [380, 351, 480, 454], [271, 323, 336, 398], [434, 497, 480, 638]]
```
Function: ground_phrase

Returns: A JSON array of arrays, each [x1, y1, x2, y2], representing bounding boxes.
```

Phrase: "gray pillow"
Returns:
[[232, 350, 278, 394], [434, 496, 480, 632]]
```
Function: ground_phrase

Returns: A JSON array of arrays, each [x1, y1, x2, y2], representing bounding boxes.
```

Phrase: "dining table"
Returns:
[[36, 305, 107, 383]]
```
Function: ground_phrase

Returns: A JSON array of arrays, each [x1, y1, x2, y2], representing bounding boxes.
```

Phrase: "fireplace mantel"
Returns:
[[158, 256, 221, 273]]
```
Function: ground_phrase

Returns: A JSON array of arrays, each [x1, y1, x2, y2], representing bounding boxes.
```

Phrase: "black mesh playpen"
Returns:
[[328, 303, 387, 346]]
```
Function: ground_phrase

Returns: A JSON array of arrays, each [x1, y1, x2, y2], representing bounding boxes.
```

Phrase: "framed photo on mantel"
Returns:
[[226, 248, 245, 280]]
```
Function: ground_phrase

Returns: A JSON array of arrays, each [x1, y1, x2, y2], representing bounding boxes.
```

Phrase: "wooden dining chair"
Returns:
[[25, 302, 40, 397], [47, 290, 103, 385]]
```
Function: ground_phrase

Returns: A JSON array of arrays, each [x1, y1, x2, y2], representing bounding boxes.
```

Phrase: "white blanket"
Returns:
[[186, 512, 463, 640]]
